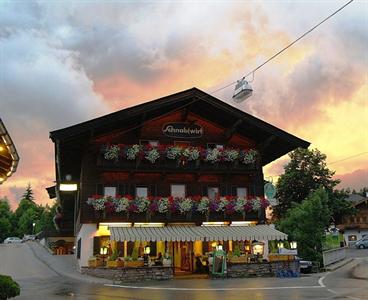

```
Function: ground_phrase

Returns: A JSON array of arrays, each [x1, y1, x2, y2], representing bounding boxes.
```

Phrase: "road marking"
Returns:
[[318, 273, 329, 287], [105, 284, 324, 291]]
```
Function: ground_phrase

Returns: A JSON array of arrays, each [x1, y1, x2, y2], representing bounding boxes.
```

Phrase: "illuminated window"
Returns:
[[236, 187, 247, 197], [208, 187, 219, 199], [104, 187, 116, 197], [136, 186, 148, 197], [140, 140, 158, 147], [171, 184, 185, 197], [207, 143, 223, 150]]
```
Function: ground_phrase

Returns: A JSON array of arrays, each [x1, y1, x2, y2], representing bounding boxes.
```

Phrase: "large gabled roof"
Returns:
[[0, 118, 19, 184], [50, 87, 309, 165]]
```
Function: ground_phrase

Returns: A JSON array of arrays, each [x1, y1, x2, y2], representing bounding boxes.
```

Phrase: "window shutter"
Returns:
[[231, 186, 237, 196], [96, 184, 103, 195], [202, 186, 208, 196], [93, 236, 101, 256], [118, 184, 125, 196], [220, 186, 227, 196]]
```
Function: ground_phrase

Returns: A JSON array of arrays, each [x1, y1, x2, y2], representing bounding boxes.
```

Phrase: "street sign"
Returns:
[[264, 182, 276, 199]]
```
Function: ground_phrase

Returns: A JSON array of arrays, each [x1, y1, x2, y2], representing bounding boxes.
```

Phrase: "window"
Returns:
[[236, 187, 247, 198], [140, 140, 158, 147], [171, 184, 185, 197], [136, 186, 148, 197], [104, 187, 116, 197], [348, 235, 357, 241], [207, 143, 224, 150], [208, 187, 219, 199]]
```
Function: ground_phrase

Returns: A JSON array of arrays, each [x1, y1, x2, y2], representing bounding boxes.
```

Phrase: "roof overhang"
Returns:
[[0, 119, 19, 184], [109, 224, 288, 242]]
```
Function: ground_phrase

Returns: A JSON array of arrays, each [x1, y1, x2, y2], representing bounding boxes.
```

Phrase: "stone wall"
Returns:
[[81, 266, 173, 282], [212, 261, 300, 278]]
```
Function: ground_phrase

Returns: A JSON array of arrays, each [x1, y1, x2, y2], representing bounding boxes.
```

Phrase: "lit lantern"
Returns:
[[277, 241, 284, 249], [211, 242, 217, 249], [144, 245, 151, 255], [100, 246, 108, 255], [217, 244, 223, 251], [252, 241, 264, 255], [290, 241, 298, 250]]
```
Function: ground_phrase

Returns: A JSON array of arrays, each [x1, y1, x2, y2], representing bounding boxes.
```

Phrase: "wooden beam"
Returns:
[[257, 135, 277, 154], [224, 119, 242, 142]]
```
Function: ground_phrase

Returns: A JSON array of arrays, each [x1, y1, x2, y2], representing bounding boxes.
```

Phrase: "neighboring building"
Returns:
[[0, 118, 19, 184], [338, 194, 368, 247], [50, 88, 309, 272]]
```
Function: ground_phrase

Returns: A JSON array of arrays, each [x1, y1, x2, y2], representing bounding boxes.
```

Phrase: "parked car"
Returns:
[[22, 235, 36, 242], [355, 237, 368, 249], [3, 237, 23, 244], [296, 257, 313, 273]]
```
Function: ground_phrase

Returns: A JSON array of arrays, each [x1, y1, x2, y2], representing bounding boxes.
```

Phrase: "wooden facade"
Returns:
[[50, 88, 310, 234]]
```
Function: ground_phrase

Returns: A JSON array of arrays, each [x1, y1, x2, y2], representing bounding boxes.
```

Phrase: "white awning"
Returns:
[[109, 225, 287, 242]]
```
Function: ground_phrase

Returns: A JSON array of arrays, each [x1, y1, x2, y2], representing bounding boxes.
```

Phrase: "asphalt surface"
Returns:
[[0, 243, 367, 300]]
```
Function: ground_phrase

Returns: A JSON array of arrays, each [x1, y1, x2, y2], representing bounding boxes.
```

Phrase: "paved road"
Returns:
[[0, 243, 367, 300]]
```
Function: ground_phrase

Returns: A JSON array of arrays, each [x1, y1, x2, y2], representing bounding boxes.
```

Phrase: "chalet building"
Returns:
[[0, 118, 19, 184], [50, 88, 309, 275], [338, 194, 368, 247]]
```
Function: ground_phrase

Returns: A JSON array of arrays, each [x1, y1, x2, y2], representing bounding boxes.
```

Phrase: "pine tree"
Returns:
[[22, 183, 34, 202]]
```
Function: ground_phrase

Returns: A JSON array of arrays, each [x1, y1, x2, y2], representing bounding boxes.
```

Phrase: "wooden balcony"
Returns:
[[96, 154, 257, 174]]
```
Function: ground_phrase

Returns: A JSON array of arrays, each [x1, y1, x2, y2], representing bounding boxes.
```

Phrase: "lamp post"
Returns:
[[59, 175, 78, 235], [144, 245, 151, 266], [32, 222, 36, 234], [290, 241, 297, 250], [100, 246, 108, 266]]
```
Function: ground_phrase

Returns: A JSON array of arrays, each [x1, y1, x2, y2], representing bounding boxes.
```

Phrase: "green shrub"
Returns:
[[0, 275, 20, 300]]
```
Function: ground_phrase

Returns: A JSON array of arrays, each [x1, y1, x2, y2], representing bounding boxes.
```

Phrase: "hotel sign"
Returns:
[[162, 123, 203, 138]]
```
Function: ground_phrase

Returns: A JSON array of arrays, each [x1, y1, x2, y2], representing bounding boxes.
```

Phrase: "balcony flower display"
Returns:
[[145, 147, 160, 163], [197, 197, 210, 214], [87, 195, 108, 211], [177, 197, 193, 214], [113, 196, 131, 213], [166, 146, 182, 160], [103, 144, 258, 166], [157, 197, 169, 213], [205, 148, 222, 164], [104, 145, 121, 161], [234, 197, 246, 213], [126, 144, 141, 160], [223, 149, 239, 162], [87, 195, 270, 218], [240, 149, 257, 164]]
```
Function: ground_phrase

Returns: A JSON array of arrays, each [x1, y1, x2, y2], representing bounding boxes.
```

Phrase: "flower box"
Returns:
[[106, 260, 125, 268], [124, 261, 144, 268], [88, 258, 103, 268]]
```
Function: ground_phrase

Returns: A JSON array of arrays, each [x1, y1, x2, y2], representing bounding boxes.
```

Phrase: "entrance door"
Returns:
[[180, 242, 193, 272], [172, 241, 193, 273]]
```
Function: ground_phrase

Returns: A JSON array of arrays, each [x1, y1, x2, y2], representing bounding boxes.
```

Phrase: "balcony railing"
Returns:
[[97, 144, 258, 172]]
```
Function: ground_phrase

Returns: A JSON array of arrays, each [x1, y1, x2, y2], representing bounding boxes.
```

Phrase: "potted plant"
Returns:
[[88, 256, 102, 268], [106, 250, 124, 268], [0, 275, 20, 300]]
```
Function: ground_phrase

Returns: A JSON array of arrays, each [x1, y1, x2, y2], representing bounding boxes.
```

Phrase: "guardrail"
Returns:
[[322, 247, 347, 267]]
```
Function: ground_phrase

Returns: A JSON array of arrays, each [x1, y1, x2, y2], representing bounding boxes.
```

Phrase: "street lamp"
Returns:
[[290, 241, 298, 250], [100, 246, 108, 266], [58, 175, 78, 235], [32, 222, 36, 234], [144, 246, 151, 266], [277, 240, 284, 249]]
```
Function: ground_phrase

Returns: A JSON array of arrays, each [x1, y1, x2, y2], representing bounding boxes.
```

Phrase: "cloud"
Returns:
[[335, 169, 368, 191]]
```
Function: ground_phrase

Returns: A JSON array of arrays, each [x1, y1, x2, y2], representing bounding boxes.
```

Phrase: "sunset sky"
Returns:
[[1, 0, 367, 209]]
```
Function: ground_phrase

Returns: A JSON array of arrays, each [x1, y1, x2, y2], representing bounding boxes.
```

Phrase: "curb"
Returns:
[[324, 258, 353, 271], [28, 242, 112, 284]]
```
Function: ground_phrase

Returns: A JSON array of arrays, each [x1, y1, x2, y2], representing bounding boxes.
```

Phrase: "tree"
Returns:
[[0, 199, 13, 242], [274, 148, 353, 222], [0, 275, 20, 300], [21, 183, 34, 202], [277, 188, 331, 264]]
